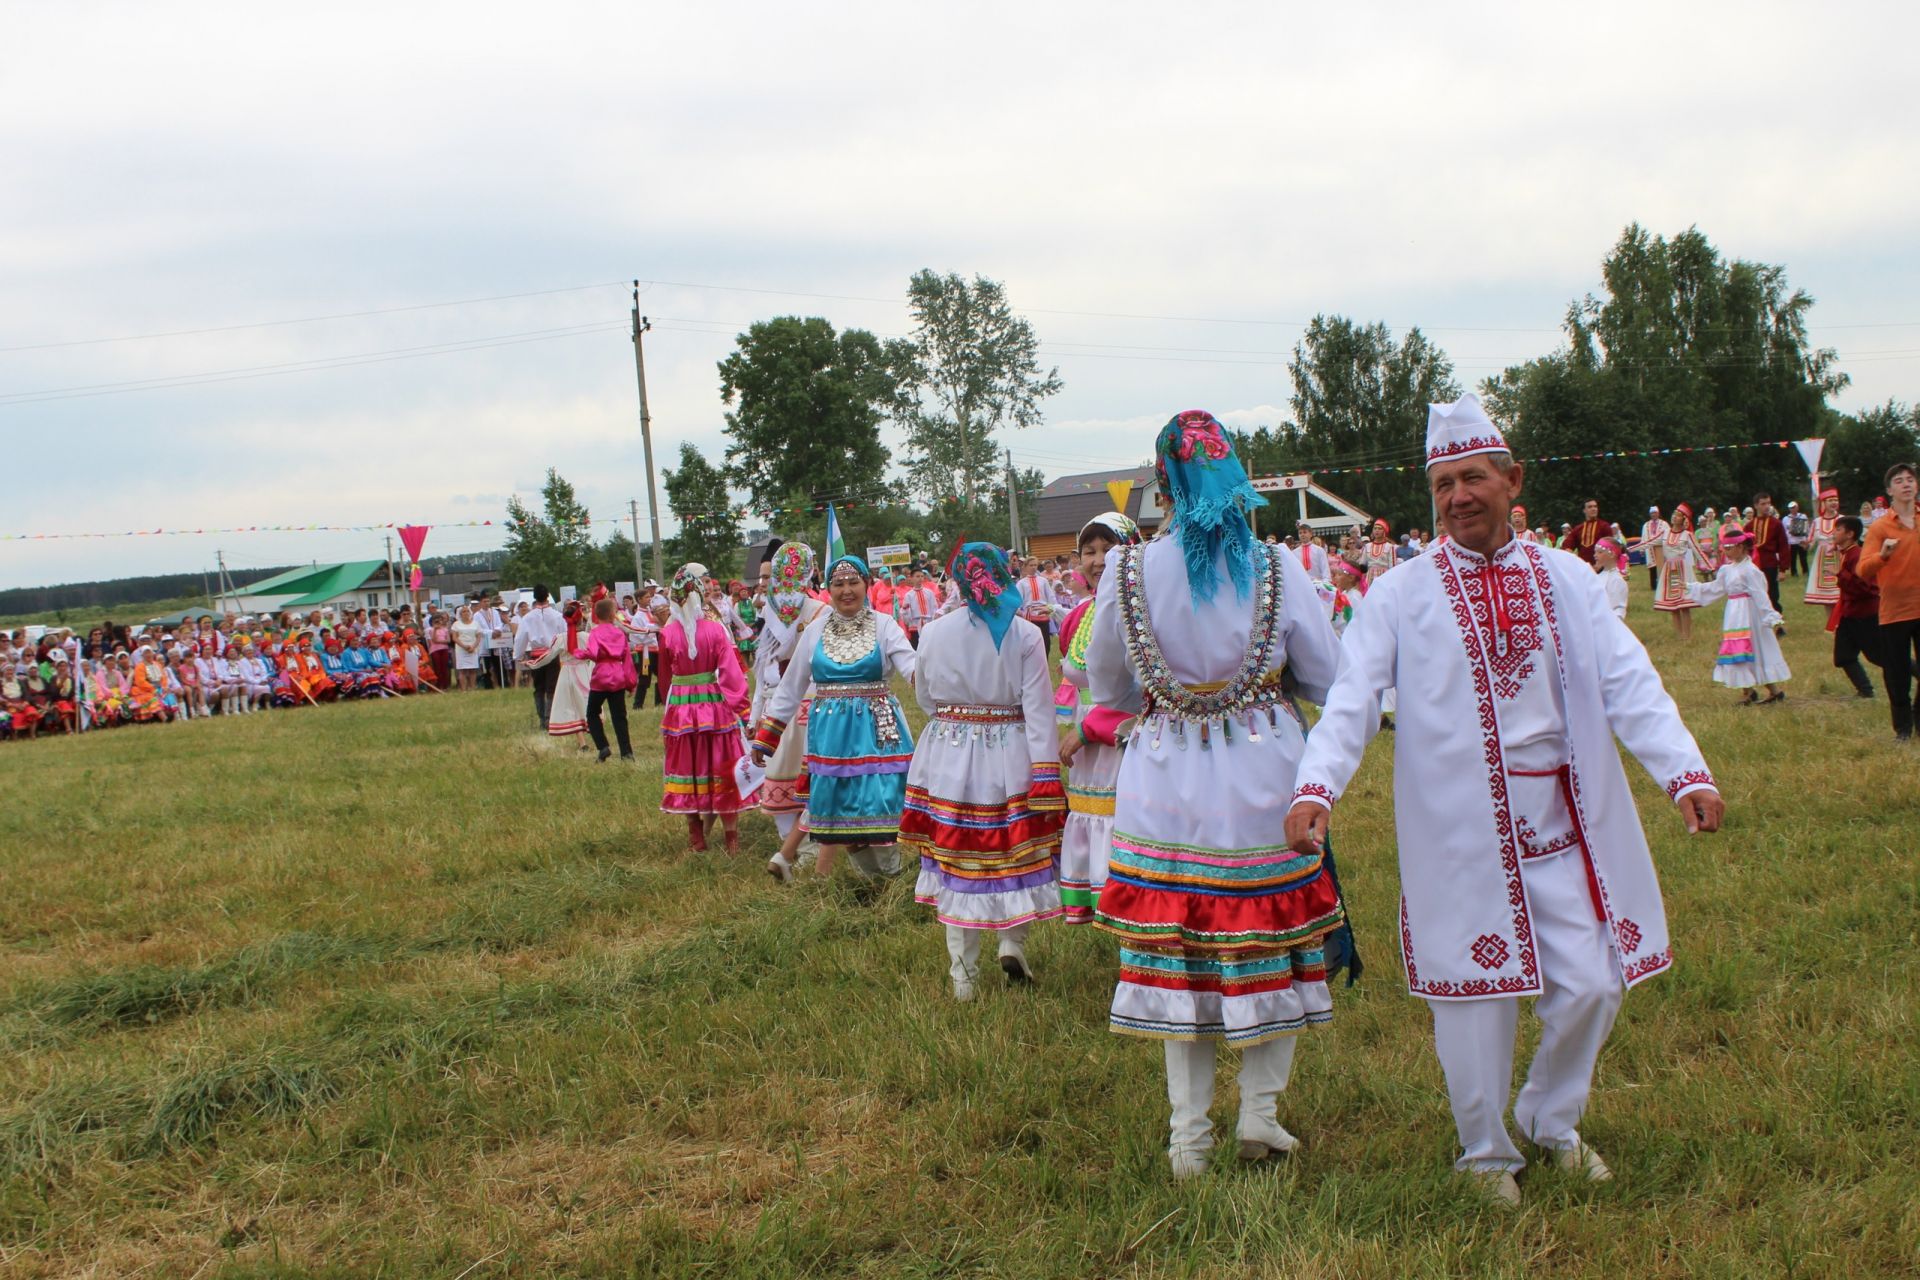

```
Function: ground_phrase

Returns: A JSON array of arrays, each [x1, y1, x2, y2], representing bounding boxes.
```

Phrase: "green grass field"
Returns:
[[2, 593, 1915, 1278]]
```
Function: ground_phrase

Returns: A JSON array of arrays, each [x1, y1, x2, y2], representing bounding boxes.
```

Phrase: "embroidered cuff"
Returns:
[[751, 716, 787, 755], [1664, 769, 1716, 802], [1028, 766, 1066, 812], [1292, 782, 1337, 811]]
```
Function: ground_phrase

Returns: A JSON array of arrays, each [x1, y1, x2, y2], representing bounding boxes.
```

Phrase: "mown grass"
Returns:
[[1, 586, 1916, 1278]]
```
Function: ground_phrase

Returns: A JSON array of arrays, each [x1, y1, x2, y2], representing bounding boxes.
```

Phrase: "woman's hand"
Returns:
[[1058, 725, 1085, 767]]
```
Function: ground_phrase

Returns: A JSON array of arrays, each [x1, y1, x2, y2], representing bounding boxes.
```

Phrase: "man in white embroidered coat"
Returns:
[[1284, 394, 1724, 1207]]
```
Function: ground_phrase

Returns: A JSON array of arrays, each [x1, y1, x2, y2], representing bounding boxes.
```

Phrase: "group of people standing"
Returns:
[[520, 397, 1755, 1209]]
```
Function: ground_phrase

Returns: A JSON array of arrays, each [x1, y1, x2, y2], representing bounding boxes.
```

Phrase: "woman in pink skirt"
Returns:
[[657, 562, 756, 853]]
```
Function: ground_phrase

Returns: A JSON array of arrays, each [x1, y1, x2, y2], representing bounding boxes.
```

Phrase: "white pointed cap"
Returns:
[[1424, 393, 1509, 469]]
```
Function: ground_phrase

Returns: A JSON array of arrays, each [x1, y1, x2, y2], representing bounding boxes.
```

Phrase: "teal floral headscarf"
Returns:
[[946, 541, 1021, 649], [1153, 409, 1266, 604]]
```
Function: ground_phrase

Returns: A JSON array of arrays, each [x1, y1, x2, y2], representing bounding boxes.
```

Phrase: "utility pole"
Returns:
[[385, 535, 398, 607], [216, 550, 230, 612], [629, 499, 646, 586], [1005, 449, 1024, 554], [631, 283, 665, 582]]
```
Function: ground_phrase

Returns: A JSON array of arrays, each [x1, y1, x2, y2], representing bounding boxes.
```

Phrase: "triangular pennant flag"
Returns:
[[1106, 479, 1134, 513], [398, 524, 430, 562]]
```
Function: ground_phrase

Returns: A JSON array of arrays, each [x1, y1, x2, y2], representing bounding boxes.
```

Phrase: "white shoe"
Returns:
[[1464, 1169, 1521, 1208], [1235, 1118, 1299, 1162], [766, 853, 794, 884], [1169, 1147, 1208, 1180], [1548, 1139, 1612, 1182], [999, 952, 1034, 985], [951, 977, 976, 1003]]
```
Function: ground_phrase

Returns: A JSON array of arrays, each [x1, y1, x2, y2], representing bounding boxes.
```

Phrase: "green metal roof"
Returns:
[[235, 564, 326, 595], [276, 561, 389, 607]]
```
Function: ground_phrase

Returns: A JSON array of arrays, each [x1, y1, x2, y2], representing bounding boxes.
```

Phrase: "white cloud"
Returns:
[[2, 0, 1916, 588]]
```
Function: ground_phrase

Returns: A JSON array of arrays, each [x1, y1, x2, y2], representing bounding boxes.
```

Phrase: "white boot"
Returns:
[[1164, 1039, 1218, 1179], [946, 925, 982, 1002], [997, 922, 1033, 985], [1235, 1037, 1300, 1161], [766, 851, 794, 884]]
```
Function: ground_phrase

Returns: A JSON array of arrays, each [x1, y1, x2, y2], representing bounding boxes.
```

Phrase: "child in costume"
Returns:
[[1688, 527, 1789, 704]]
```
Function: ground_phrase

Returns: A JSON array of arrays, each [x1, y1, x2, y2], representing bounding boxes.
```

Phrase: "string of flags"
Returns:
[[0, 440, 1798, 542], [3, 488, 1047, 541], [1301, 437, 1799, 477]]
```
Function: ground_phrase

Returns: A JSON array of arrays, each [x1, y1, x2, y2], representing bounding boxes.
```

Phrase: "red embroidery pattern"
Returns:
[[1426, 434, 1509, 465], [1617, 918, 1643, 955], [1515, 813, 1579, 860], [1457, 552, 1543, 700], [1404, 548, 1540, 999], [1471, 933, 1510, 969], [1665, 769, 1715, 799], [1293, 782, 1336, 807], [1623, 948, 1671, 984]]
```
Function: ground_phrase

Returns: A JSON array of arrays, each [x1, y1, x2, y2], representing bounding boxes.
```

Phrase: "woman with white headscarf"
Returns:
[[755, 542, 829, 881], [657, 563, 755, 853]]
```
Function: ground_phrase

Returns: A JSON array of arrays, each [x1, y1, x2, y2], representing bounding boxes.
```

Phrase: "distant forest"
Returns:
[[0, 550, 509, 616]]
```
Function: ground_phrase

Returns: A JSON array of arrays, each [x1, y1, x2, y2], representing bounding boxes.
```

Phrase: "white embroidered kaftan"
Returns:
[[1293, 538, 1715, 1000]]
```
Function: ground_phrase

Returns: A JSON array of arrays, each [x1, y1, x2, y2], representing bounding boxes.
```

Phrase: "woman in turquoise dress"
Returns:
[[752, 554, 917, 880]]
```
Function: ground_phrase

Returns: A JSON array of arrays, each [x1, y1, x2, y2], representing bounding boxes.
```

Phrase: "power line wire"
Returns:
[[0, 281, 627, 354]]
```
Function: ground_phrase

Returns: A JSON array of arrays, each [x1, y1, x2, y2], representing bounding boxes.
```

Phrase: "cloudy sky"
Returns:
[[5, 1, 1916, 590]]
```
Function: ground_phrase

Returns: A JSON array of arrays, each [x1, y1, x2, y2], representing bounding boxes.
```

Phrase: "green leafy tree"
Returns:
[[889, 270, 1062, 508], [1820, 400, 1920, 504], [717, 317, 897, 511], [501, 467, 598, 591], [1485, 224, 1847, 525], [664, 442, 743, 573], [1284, 316, 1460, 534]]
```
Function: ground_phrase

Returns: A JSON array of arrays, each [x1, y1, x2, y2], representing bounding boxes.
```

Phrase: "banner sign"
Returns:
[[866, 543, 912, 568]]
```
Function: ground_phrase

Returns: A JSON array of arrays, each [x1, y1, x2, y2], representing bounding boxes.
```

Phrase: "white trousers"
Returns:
[[1427, 849, 1624, 1172], [845, 844, 901, 879], [1163, 1035, 1298, 1159], [943, 922, 1030, 985], [772, 810, 797, 840]]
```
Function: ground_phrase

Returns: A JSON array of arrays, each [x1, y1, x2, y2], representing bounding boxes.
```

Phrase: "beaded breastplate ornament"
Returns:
[[820, 609, 878, 665], [1115, 542, 1289, 751]]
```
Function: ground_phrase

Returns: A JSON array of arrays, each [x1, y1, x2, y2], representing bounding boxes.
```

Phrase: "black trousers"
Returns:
[[1791, 543, 1810, 575], [1761, 566, 1782, 611], [633, 651, 666, 709], [531, 661, 559, 728], [1833, 616, 1884, 695], [1881, 617, 1920, 738], [586, 690, 633, 757]]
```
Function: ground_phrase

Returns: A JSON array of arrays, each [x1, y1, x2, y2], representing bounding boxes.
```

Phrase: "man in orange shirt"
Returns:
[[1858, 462, 1920, 740]]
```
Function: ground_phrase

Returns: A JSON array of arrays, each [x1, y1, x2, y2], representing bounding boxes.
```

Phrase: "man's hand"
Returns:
[[1058, 725, 1086, 767], [1284, 801, 1329, 855], [751, 746, 770, 767], [1678, 789, 1724, 834]]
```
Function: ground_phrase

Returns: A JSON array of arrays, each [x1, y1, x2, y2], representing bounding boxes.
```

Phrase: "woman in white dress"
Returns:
[[451, 605, 483, 691], [1654, 503, 1710, 640], [1085, 410, 1346, 1179], [902, 541, 1066, 1000], [1688, 527, 1790, 704], [1054, 512, 1144, 924], [523, 600, 593, 743]]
